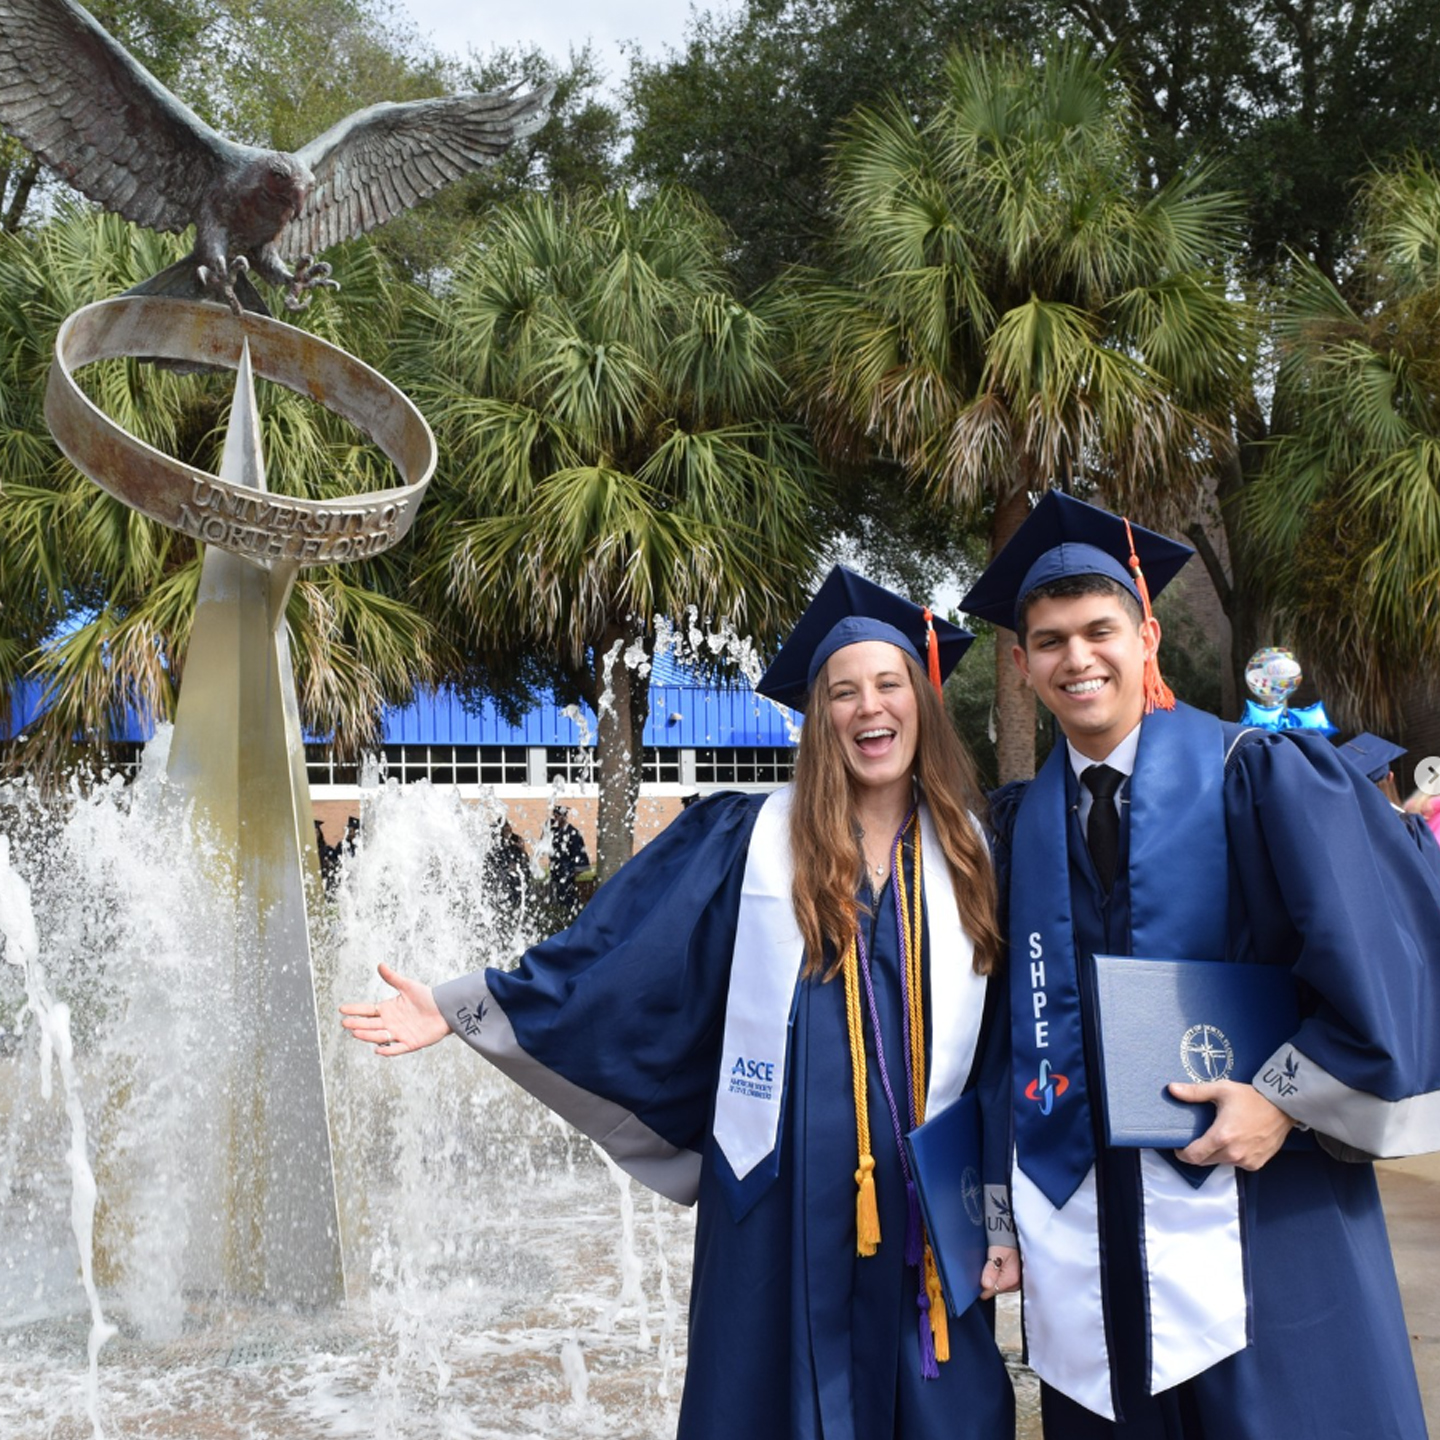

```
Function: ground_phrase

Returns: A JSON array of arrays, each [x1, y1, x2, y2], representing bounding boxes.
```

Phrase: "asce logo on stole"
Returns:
[[728, 1055, 776, 1102]]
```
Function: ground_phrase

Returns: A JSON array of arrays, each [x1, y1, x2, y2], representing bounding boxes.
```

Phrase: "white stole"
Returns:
[[713, 786, 987, 1185]]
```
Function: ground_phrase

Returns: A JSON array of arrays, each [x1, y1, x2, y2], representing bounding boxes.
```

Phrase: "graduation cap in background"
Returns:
[[755, 565, 974, 713], [1338, 732, 1408, 785], [960, 489, 1194, 713]]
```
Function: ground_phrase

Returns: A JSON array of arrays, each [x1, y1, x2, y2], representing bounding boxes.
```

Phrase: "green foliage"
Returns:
[[626, 0, 1041, 291], [1058, 0, 1440, 276], [404, 185, 832, 870], [408, 186, 829, 660], [1249, 154, 1440, 728], [0, 208, 451, 770], [632, 0, 1440, 287], [786, 41, 1247, 524]]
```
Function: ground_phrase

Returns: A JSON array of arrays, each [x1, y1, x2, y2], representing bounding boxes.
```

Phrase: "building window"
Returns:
[[305, 744, 528, 787], [477, 747, 530, 785], [545, 747, 596, 785], [642, 748, 681, 784], [693, 747, 795, 786], [305, 744, 359, 787]]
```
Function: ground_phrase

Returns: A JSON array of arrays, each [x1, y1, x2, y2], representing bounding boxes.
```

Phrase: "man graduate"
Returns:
[[965, 489, 1440, 1439]]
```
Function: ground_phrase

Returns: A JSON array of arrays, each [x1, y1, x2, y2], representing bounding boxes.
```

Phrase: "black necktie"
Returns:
[[1082, 764, 1123, 891]]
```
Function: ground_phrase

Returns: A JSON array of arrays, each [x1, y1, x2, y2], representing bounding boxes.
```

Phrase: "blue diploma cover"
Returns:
[[903, 1088, 986, 1316], [1088, 956, 1300, 1148]]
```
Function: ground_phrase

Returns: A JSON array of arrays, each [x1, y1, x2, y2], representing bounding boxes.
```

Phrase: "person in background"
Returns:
[[1339, 733, 1440, 879], [340, 566, 1019, 1440], [546, 806, 590, 920], [485, 819, 530, 915], [313, 818, 340, 889]]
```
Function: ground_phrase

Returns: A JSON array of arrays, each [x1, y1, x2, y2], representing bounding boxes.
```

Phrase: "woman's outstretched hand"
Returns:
[[339, 962, 451, 1056]]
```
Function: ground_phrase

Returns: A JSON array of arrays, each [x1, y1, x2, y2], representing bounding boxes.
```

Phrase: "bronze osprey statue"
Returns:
[[0, 0, 552, 314]]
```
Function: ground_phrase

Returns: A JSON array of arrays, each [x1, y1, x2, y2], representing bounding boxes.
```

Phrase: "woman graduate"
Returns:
[[341, 566, 1019, 1440]]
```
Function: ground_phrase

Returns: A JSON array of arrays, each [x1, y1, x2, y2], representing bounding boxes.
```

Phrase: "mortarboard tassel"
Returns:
[[922, 607, 944, 699], [1123, 518, 1176, 713]]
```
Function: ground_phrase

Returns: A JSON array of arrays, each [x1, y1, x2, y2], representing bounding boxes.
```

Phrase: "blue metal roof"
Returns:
[[1, 679, 158, 744], [4, 680, 47, 739], [4, 675, 797, 749], [381, 681, 795, 748]]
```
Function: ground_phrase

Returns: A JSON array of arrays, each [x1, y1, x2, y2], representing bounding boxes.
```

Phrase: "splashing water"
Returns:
[[0, 746, 694, 1438], [1, 832, 116, 1439]]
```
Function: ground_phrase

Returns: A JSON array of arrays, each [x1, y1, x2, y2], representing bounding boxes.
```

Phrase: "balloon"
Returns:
[[1244, 647, 1302, 705], [1240, 700, 1289, 730], [1287, 700, 1338, 735]]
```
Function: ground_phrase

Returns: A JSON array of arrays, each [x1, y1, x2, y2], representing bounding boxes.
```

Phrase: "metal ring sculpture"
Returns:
[[45, 296, 436, 567]]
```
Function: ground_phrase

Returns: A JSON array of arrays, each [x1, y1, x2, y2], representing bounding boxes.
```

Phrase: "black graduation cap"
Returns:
[[755, 565, 974, 712], [1338, 732, 1407, 785], [960, 490, 1194, 632]]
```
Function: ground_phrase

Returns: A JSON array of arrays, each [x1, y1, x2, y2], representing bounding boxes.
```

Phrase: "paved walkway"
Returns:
[[1379, 1153, 1440, 1433], [1006, 1155, 1440, 1439]]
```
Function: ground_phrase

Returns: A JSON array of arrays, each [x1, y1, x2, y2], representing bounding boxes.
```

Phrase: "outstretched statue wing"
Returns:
[[285, 85, 554, 258], [0, 0, 233, 232]]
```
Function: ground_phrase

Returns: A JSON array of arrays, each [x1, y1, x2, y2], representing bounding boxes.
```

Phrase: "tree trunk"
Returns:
[[2, 157, 39, 233], [1211, 402, 1273, 701], [592, 624, 651, 882], [992, 483, 1037, 782]]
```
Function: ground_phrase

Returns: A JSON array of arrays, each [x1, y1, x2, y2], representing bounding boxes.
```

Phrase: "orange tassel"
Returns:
[[921, 606, 943, 699], [1123, 518, 1176, 713], [923, 1245, 950, 1362], [855, 1153, 881, 1256]]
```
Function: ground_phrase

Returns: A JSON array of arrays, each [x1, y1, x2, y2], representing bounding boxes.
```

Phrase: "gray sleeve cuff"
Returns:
[[1253, 1043, 1440, 1161], [985, 1183, 1016, 1240], [431, 971, 704, 1206], [433, 971, 494, 1048]]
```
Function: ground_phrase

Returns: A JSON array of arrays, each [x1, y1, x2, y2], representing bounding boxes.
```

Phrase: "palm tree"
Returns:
[[410, 186, 829, 878], [0, 207, 452, 771], [785, 42, 1247, 779], [1249, 154, 1440, 731]]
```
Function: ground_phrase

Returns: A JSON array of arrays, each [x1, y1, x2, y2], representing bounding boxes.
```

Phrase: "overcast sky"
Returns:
[[394, 1, 721, 79]]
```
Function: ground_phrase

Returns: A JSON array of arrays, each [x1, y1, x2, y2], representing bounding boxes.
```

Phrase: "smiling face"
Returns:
[[821, 640, 919, 801], [1014, 591, 1161, 760]]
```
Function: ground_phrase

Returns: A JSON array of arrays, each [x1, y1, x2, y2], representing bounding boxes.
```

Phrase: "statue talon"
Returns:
[[196, 254, 249, 317], [284, 255, 340, 313]]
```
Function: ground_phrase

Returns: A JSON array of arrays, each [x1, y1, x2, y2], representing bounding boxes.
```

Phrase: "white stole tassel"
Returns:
[[1140, 1152, 1247, 1393], [1014, 1164, 1116, 1420]]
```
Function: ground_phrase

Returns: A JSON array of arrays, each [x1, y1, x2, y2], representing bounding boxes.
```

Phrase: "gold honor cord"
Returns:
[[843, 931, 882, 1257], [45, 296, 437, 568]]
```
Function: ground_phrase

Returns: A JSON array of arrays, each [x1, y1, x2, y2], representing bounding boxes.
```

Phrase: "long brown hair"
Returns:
[[788, 650, 1001, 979]]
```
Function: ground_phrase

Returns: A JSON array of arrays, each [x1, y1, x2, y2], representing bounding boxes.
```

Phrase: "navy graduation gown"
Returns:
[[994, 726, 1434, 1440], [434, 792, 1015, 1440]]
